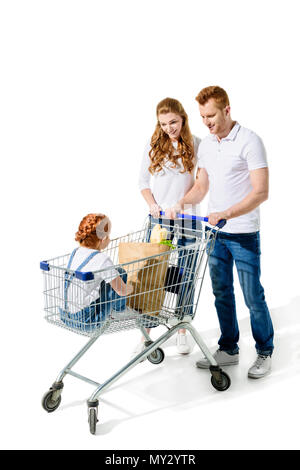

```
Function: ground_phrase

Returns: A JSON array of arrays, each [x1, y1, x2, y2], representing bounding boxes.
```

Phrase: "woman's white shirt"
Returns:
[[139, 136, 201, 212]]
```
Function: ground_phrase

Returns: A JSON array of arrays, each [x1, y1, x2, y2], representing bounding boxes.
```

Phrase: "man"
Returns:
[[170, 86, 274, 378]]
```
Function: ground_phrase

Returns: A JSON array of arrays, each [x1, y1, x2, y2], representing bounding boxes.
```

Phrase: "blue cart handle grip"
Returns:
[[157, 211, 226, 229]]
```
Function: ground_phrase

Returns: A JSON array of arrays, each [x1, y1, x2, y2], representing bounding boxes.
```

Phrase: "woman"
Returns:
[[136, 97, 201, 355]]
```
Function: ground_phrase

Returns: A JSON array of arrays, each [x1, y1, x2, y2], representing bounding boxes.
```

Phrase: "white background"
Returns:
[[1, 0, 299, 450]]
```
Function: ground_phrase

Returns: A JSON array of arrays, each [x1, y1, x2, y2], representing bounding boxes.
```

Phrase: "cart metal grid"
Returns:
[[41, 214, 231, 434]]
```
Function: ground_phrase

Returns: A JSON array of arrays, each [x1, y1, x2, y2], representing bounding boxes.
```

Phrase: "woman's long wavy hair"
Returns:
[[149, 98, 195, 175]]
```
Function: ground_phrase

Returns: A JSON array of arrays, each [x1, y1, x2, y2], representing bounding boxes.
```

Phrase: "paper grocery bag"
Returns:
[[118, 242, 170, 315]]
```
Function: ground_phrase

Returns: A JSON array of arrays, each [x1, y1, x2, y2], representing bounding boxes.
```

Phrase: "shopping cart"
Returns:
[[40, 213, 230, 434]]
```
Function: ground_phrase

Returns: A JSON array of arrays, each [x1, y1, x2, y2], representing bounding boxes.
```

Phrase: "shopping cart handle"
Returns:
[[214, 218, 227, 229], [156, 211, 226, 229]]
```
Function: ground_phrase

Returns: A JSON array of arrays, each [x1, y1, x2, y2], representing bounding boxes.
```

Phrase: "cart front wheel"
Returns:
[[42, 389, 62, 413], [147, 347, 165, 365], [211, 370, 231, 391], [88, 407, 98, 435]]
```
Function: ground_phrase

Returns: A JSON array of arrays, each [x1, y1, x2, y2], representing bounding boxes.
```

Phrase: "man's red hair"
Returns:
[[195, 86, 230, 109]]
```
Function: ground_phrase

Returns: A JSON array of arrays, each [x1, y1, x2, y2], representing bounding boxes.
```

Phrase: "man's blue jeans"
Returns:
[[206, 229, 274, 356]]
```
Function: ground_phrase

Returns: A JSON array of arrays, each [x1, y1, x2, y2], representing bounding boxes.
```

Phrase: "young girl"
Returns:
[[137, 97, 201, 355], [61, 213, 133, 331]]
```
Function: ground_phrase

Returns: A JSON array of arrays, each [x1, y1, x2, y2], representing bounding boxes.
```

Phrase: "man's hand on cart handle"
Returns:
[[159, 208, 227, 229], [208, 211, 228, 227]]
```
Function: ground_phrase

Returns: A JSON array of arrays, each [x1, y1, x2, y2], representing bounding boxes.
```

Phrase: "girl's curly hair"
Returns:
[[75, 213, 108, 248], [149, 97, 195, 175]]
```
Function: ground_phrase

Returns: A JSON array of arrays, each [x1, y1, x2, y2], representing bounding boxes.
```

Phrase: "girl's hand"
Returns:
[[126, 283, 134, 295], [110, 277, 134, 296], [149, 203, 162, 218]]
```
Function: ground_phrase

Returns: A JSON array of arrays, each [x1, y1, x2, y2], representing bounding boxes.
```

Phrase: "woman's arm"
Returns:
[[141, 188, 156, 206], [139, 142, 162, 218], [168, 168, 209, 218], [141, 189, 162, 218], [110, 276, 134, 296]]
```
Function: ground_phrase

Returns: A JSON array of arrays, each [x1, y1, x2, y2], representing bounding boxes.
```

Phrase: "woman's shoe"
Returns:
[[131, 341, 147, 362], [176, 333, 191, 354]]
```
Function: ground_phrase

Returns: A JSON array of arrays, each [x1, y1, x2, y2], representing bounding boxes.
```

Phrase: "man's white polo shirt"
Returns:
[[197, 122, 268, 233]]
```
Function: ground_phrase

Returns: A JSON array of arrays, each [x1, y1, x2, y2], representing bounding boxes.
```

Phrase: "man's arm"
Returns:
[[208, 167, 269, 226], [167, 168, 209, 218]]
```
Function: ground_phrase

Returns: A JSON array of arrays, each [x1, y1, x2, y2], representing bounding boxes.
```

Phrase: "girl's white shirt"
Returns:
[[139, 136, 201, 213], [64, 247, 120, 312]]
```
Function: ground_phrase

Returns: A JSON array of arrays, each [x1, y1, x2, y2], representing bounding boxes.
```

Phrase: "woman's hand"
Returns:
[[149, 203, 162, 218], [166, 203, 183, 220]]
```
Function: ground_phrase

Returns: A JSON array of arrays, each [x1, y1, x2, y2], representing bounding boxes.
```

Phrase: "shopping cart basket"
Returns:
[[40, 213, 230, 434]]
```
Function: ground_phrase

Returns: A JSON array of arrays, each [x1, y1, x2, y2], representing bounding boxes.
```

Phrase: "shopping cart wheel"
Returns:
[[42, 381, 64, 412], [42, 389, 62, 412], [88, 400, 99, 435], [147, 347, 165, 365], [210, 368, 231, 391]]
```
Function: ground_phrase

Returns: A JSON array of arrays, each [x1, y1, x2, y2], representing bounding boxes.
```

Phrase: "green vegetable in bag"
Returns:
[[159, 239, 176, 249]]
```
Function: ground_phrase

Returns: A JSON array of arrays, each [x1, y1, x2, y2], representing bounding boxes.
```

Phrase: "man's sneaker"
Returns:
[[131, 341, 147, 362], [196, 349, 239, 369], [248, 355, 271, 379], [176, 333, 191, 354]]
